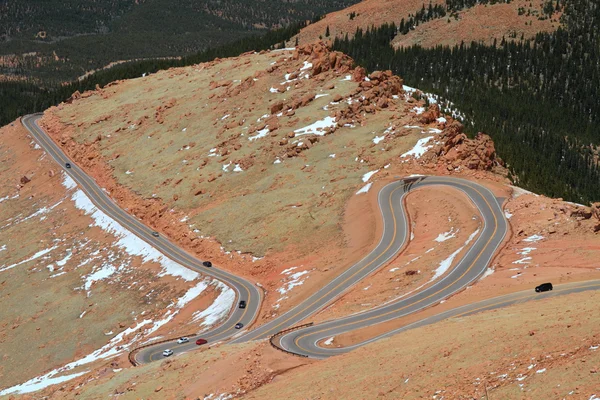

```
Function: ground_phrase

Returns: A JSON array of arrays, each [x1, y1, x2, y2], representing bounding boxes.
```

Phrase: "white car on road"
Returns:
[[177, 337, 189, 344], [162, 349, 174, 357]]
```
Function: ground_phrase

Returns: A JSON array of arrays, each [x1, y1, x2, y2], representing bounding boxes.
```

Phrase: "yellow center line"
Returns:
[[27, 117, 255, 347], [242, 185, 404, 340], [294, 182, 501, 355]]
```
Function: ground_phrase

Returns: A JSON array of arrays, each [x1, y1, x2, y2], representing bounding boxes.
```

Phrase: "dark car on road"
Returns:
[[151, 231, 159, 238], [203, 261, 212, 268], [535, 282, 553, 292], [65, 162, 72, 169], [235, 322, 244, 329], [239, 300, 247, 309], [196, 338, 207, 345]]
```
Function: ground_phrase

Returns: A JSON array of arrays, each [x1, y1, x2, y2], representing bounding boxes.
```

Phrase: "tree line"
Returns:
[[0, 20, 307, 128], [333, 0, 600, 203]]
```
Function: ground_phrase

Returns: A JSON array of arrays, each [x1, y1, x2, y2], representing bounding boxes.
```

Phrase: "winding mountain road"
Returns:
[[279, 280, 600, 358], [25, 112, 593, 364], [232, 175, 507, 345], [22, 114, 262, 364]]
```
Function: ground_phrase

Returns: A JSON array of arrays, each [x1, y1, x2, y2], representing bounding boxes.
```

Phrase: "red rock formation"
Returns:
[[424, 121, 505, 173], [418, 104, 441, 124]]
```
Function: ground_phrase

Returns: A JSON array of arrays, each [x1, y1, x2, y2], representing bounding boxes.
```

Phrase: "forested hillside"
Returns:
[[0, 20, 306, 127], [333, 0, 599, 203], [0, 0, 359, 82]]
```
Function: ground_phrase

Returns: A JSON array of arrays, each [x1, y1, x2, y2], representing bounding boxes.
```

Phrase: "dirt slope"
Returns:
[[39, 43, 488, 319], [293, 0, 560, 48], [24, 289, 600, 399], [0, 121, 232, 395]]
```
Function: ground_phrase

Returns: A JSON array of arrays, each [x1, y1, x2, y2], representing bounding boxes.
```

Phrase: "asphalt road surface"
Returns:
[[279, 280, 600, 358], [29, 113, 583, 364], [22, 114, 261, 364], [232, 175, 508, 346]]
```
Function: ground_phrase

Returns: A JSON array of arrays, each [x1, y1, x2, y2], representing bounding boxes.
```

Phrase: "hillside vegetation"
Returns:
[[0, 0, 359, 82], [332, 0, 600, 204]]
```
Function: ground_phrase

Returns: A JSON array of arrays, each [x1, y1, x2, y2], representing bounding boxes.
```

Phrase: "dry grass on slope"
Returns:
[[0, 122, 224, 393], [294, 0, 560, 49], [246, 290, 600, 399], [392, 0, 561, 49], [40, 44, 459, 316]]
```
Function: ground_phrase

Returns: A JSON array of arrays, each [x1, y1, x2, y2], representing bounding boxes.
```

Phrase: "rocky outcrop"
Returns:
[[293, 41, 354, 77], [592, 202, 600, 232], [418, 104, 441, 124], [424, 121, 505, 173]]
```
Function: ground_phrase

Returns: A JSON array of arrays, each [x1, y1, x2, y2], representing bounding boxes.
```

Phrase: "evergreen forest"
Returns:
[[333, 0, 600, 203]]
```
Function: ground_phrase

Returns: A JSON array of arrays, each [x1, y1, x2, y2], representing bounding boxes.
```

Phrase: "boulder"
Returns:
[[570, 207, 592, 219], [418, 104, 441, 124], [270, 101, 285, 115]]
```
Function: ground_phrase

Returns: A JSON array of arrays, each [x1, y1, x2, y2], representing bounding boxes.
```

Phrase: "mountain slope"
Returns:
[[0, 121, 234, 395], [0, 0, 360, 82], [292, 0, 559, 48]]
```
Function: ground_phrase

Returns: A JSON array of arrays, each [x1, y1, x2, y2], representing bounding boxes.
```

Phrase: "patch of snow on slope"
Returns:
[[0, 370, 90, 396], [519, 247, 536, 255], [294, 116, 336, 137], [373, 135, 385, 144], [356, 183, 373, 195], [480, 267, 494, 280], [278, 270, 309, 295], [192, 281, 236, 327], [0, 245, 58, 273], [523, 234, 544, 243], [433, 229, 479, 280], [83, 264, 116, 292], [362, 170, 379, 183], [324, 337, 334, 345], [300, 61, 313, 71], [249, 127, 270, 141], [64, 174, 197, 281], [401, 136, 434, 159], [435, 227, 458, 242], [273, 268, 310, 308], [0, 193, 19, 203]]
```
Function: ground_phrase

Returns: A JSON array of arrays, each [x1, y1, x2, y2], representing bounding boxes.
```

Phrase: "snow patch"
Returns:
[[356, 183, 373, 195], [373, 135, 385, 144], [249, 127, 270, 141], [362, 169, 379, 183], [435, 228, 458, 242], [480, 267, 494, 280], [0, 370, 89, 396], [0, 245, 58, 273], [401, 136, 434, 159], [63, 173, 198, 281], [294, 116, 336, 137], [433, 229, 479, 280], [192, 281, 236, 328], [523, 234, 544, 243]]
